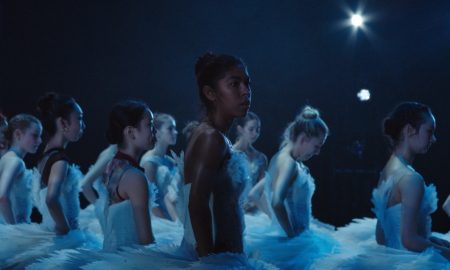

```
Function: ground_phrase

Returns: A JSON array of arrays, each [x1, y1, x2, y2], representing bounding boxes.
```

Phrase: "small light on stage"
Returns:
[[357, 89, 370, 101], [350, 14, 364, 28]]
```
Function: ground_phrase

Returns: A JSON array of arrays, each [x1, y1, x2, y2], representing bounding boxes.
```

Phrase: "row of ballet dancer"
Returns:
[[0, 52, 449, 269]]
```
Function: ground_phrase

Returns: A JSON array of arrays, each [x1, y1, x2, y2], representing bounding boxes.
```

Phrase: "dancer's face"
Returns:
[[207, 65, 251, 118], [292, 132, 327, 161], [64, 103, 86, 142], [15, 122, 42, 154], [134, 109, 155, 151], [238, 119, 260, 144], [156, 118, 177, 146], [408, 113, 436, 154]]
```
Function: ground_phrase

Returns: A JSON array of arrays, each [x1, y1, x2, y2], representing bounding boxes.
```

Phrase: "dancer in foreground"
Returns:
[[311, 101, 450, 270], [245, 106, 338, 270]]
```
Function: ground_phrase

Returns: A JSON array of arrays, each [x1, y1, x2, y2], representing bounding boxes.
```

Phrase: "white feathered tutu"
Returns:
[[310, 175, 449, 270]]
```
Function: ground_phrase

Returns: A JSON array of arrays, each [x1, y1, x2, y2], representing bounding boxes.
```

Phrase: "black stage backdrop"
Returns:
[[1, 0, 449, 232]]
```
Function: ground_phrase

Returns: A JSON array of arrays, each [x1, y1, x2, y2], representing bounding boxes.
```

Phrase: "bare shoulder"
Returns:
[[99, 144, 117, 160], [121, 168, 148, 190], [398, 171, 425, 199], [49, 159, 69, 175], [190, 126, 228, 160], [399, 171, 424, 187], [2, 153, 25, 172], [255, 150, 268, 165], [275, 151, 298, 176]]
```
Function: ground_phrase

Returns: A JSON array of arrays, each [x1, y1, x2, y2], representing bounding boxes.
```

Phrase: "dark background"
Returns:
[[1, 0, 449, 232]]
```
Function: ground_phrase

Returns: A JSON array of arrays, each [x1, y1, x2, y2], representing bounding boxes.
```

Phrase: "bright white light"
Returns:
[[357, 89, 371, 101], [351, 14, 364, 28]]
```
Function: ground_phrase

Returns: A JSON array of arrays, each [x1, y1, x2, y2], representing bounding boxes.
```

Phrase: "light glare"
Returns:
[[351, 14, 364, 28], [357, 89, 371, 101]]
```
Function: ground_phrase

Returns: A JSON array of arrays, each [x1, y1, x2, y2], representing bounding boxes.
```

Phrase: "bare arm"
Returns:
[[375, 220, 385, 245], [443, 195, 450, 218], [164, 192, 178, 221], [141, 160, 169, 218], [256, 153, 268, 183], [247, 177, 265, 203], [141, 161, 157, 184], [187, 131, 227, 257], [271, 158, 297, 238], [400, 174, 450, 258], [120, 169, 154, 245], [247, 154, 268, 202], [0, 159, 23, 224], [46, 160, 70, 235], [81, 145, 117, 204]]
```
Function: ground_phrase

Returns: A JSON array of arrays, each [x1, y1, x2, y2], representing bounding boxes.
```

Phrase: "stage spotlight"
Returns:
[[357, 89, 370, 101], [350, 14, 364, 28]]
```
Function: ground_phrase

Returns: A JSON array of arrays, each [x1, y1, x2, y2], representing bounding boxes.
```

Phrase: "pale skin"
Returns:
[[140, 117, 179, 221], [0, 122, 42, 224], [443, 195, 450, 218], [44, 104, 85, 234], [233, 119, 269, 215], [270, 132, 326, 238], [0, 155, 25, 224], [111, 109, 155, 245], [185, 65, 251, 256], [375, 114, 450, 260], [81, 144, 117, 204]]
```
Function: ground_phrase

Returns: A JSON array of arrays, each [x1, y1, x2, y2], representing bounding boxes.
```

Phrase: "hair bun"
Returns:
[[195, 52, 216, 77], [36, 92, 58, 115], [382, 117, 397, 139], [298, 106, 319, 120], [0, 113, 7, 128], [106, 119, 122, 144]]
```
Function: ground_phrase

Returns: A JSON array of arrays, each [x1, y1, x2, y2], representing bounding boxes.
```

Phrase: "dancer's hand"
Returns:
[[430, 236, 450, 248], [170, 150, 184, 170], [55, 223, 70, 235]]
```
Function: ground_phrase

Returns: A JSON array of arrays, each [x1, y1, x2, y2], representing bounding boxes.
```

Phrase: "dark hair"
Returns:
[[383, 101, 432, 146], [106, 100, 150, 145], [4, 114, 41, 144], [195, 52, 247, 112], [281, 106, 329, 148], [0, 113, 9, 147], [0, 113, 7, 133], [36, 92, 78, 140], [234, 111, 260, 137]]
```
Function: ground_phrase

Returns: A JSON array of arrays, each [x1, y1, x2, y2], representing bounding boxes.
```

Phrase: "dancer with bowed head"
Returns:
[[0, 114, 42, 224], [311, 101, 450, 270], [245, 106, 338, 270], [374, 102, 449, 257]]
